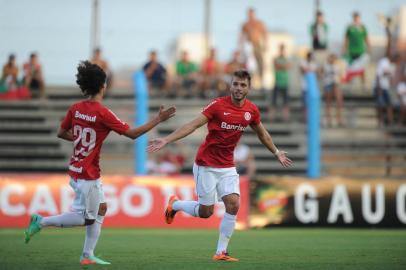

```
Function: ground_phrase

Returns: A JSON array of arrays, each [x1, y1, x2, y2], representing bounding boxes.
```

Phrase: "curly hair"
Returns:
[[233, 69, 251, 87], [76, 60, 106, 97]]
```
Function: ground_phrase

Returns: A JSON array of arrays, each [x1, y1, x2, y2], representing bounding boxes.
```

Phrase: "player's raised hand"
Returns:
[[147, 138, 168, 153], [157, 105, 176, 122], [276, 150, 293, 168]]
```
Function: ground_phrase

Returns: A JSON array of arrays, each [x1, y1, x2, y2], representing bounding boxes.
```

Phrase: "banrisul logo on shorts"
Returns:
[[244, 112, 251, 121]]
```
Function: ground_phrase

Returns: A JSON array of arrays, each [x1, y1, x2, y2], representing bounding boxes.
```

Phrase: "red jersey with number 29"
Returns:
[[195, 96, 261, 168], [60, 100, 130, 180]]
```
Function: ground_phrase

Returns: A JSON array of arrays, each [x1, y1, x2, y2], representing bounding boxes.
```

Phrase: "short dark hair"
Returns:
[[76, 60, 106, 97], [233, 69, 251, 86], [8, 54, 15, 62]]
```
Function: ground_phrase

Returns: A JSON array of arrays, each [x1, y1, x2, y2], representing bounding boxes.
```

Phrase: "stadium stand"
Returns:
[[0, 85, 405, 178]]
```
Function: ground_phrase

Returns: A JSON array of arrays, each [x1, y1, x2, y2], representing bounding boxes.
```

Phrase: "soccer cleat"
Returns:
[[80, 255, 111, 265], [212, 251, 239, 262], [24, 214, 43, 244], [164, 195, 179, 224]]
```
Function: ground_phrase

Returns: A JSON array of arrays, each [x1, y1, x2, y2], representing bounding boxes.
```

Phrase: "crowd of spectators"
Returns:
[[2, 7, 405, 126], [1, 52, 45, 100], [138, 8, 405, 127]]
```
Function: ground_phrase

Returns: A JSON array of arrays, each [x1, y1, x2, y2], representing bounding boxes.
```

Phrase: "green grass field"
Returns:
[[1, 228, 405, 270]]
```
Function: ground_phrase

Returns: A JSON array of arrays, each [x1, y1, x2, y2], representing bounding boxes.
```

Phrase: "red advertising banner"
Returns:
[[0, 174, 249, 228]]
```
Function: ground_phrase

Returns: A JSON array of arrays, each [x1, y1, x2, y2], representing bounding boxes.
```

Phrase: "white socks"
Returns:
[[171, 200, 237, 254], [38, 212, 105, 258], [172, 200, 199, 217], [216, 212, 237, 254], [83, 215, 104, 257], [40, 212, 85, 228]]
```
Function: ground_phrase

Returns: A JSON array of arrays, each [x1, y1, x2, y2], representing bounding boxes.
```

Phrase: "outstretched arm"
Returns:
[[148, 114, 208, 153], [123, 105, 176, 140], [250, 122, 292, 167]]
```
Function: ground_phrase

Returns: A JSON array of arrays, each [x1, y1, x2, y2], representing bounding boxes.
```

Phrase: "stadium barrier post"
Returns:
[[306, 72, 321, 178], [133, 71, 148, 175]]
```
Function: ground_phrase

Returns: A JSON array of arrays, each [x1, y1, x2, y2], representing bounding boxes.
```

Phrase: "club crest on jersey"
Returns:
[[244, 112, 251, 121]]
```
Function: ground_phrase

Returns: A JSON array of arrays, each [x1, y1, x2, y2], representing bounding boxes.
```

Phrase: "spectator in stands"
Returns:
[[225, 51, 246, 75], [310, 10, 328, 67], [234, 143, 256, 180], [373, 54, 399, 126], [300, 51, 318, 122], [147, 145, 186, 175], [175, 50, 199, 98], [91, 48, 113, 94], [397, 82, 406, 126], [143, 50, 170, 96], [224, 51, 246, 87], [342, 12, 370, 88], [321, 54, 344, 127], [23, 52, 45, 98], [240, 7, 267, 88], [396, 53, 406, 126], [270, 44, 290, 122], [1, 54, 19, 92], [147, 152, 179, 175], [200, 48, 225, 98]]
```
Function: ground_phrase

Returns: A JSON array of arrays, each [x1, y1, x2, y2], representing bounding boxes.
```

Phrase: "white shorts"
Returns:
[[69, 178, 105, 220], [193, 163, 240, 206]]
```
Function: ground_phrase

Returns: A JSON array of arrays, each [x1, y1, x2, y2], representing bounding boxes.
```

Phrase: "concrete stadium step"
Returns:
[[324, 167, 406, 179], [100, 153, 134, 174], [0, 124, 54, 135], [0, 136, 62, 151], [46, 86, 135, 100], [0, 98, 135, 108], [0, 160, 67, 172], [322, 142, 406, 150], [254, 152, 307, 160], [323, 160, 406, 168], [323, 149, 406, 155], [0, 152, 66, 160], [0, 115, 46, 123], [0, 148, 66, 157], [0, 142, 60, 149]]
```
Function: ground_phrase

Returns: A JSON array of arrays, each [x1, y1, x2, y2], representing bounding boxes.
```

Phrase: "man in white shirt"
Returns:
[[373, 54, 398, 126]]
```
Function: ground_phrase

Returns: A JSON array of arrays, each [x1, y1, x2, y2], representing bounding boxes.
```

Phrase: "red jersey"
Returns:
[[60, 100, 130, 180], [195, 96, 261, 168]]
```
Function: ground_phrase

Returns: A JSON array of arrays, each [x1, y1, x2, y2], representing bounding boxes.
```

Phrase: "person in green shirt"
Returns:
[[344, 12, 370, 62], [270, 44, 290, 122], [343, 11, 370, 87], [175, 51, 199, 98]]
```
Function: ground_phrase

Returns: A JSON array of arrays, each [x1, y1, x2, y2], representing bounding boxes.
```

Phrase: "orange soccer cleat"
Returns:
[[212, 252, 239, 262], [164, 195, 179, 224]]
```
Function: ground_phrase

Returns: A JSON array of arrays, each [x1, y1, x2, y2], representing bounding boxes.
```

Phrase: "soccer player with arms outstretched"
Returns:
[[148, 69, 292, 261], [24, 61, 176, 265]]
